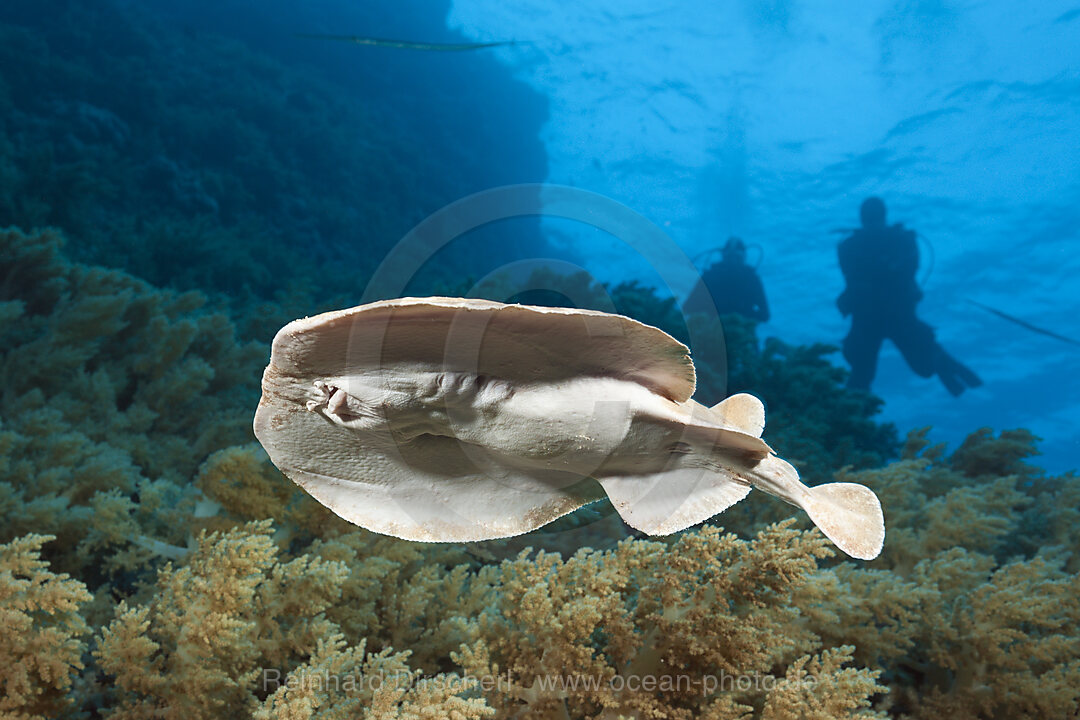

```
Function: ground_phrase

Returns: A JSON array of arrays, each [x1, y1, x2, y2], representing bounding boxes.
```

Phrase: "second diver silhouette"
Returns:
[[837, 197, 982, 396], [684, 237, 770, 322]]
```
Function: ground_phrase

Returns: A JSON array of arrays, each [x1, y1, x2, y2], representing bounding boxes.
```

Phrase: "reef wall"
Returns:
[[0, 0, 550, 309]]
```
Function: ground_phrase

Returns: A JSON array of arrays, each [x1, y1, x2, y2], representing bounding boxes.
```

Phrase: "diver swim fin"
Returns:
[[938, 352, 983, 397]]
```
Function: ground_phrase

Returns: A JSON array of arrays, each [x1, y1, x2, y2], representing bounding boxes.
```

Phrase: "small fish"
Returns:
[[296, 33, 519, 52], [254, 298, 884, 559], [968, 299, 1080, 347]]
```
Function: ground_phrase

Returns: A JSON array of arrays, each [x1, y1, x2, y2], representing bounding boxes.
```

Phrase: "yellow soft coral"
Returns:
[[900, 550, 1080, 719], [0, 533, 92, 719], [310, 529, 484, 670], [95, 521, 349, 720], [196, 445, 297, 522], [0, 226, 264, 584], [254, 634, 494, 720], [193, 443, 347, 541], [454, 522, 884, 720], [760, 646, 887, 720], [815, 430, 1080, 718]]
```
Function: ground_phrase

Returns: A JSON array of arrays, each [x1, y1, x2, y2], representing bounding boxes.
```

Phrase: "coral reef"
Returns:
[[255, 634, 494, 720], [453, 522, 887, 720], [0, 0, 547, 315], [93, 517, 887, 720], [0, 533, 91, 720], [97, 521, 347, 719], [816, 429, 1080, 719], [0, 227, 263, 606], [1, 229, 1078, 718]]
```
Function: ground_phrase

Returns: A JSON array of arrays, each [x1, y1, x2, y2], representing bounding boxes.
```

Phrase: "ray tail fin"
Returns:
[[800, 482, 884, 560], [747, 454, 884, 560]]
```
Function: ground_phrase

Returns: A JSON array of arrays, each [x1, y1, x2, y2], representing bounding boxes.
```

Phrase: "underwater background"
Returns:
[[0, 0, 1077, 717]]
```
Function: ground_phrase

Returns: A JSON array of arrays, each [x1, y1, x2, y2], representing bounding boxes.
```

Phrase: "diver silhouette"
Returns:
[[837, 197, 981, 396], [684, 237, 770, 322]]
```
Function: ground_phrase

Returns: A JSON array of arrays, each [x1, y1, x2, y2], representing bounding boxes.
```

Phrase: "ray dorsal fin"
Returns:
[[710, 393, 766, 437]]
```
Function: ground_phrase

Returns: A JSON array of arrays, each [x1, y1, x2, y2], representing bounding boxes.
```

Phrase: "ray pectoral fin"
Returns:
[[598, 466, 751, 535]]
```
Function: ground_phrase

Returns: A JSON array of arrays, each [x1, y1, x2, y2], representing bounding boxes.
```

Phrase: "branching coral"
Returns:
[[760, 646, 887, 720], [0, 227, 263, 587], [454, 522, 885, 720], [88, 517, 888, 720], [254, 634, 494, 720], [193, 443, 344, 543], [309, 530, 485, 672], [948, 427, 1041, 480], [0, 533, 92, 720], [808, 429, 1080, 719], [95, 521, 350, 720], [899, 550, 1080, 719]]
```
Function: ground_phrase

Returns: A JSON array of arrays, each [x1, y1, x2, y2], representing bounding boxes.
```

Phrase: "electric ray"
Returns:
[[253, 297, 884, 559]]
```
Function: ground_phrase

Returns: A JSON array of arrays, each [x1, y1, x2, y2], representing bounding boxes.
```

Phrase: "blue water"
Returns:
[[441, 0, 1080, 471], [160, 0, 1080, 471], [3, 0, 1077, 470]]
